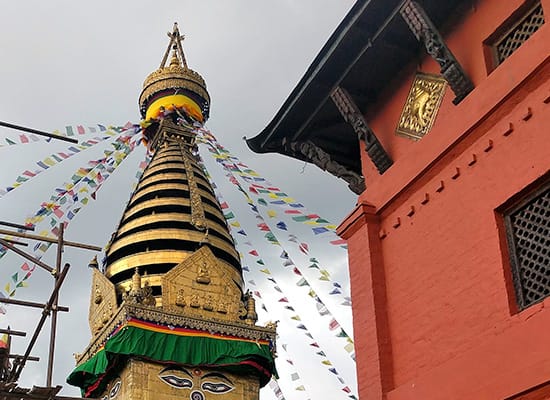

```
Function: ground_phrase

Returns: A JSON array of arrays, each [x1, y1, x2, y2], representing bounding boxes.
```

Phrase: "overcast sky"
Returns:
[[0, 2, 358, 399]]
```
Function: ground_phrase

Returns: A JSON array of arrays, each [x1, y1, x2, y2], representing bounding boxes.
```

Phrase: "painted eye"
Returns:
[[159, 374, 193, 389], [109, 380, 121, 398], [190, 391, 205, 400], [202, 381, 233, 393]]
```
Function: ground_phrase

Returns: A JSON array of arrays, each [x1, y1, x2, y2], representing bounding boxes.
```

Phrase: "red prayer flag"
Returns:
[[278, 297, 289, 303]]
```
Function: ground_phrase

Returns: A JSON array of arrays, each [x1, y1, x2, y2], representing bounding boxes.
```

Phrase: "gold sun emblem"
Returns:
[[396, 72, 447, 140]]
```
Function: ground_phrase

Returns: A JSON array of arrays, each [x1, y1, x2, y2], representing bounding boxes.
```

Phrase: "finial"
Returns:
[[169, 47, 180, 67], [160, 22, 187, 69], [131, 267, 141, 294], [88, 256, 99, 269]]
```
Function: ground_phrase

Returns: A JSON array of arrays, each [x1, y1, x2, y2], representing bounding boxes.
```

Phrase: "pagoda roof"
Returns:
[[246, 0, 469, 175]]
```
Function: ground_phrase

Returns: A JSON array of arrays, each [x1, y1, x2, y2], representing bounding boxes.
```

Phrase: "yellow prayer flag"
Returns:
[[267, 210, 277, 218], [43, 157, 56, 167]]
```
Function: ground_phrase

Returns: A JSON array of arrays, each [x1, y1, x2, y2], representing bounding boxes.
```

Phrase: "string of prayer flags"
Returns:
[[0, 126, 134, 199], [194, 128, 357, 398], [0, 129, 140, 300], [196, 129, 347, 249]]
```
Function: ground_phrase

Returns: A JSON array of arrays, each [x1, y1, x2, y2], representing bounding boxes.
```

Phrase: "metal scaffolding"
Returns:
[[0, 220, 102, 400]]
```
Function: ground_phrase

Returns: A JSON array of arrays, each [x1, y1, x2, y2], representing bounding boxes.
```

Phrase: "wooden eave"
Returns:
[[246, 0, 469, 175]]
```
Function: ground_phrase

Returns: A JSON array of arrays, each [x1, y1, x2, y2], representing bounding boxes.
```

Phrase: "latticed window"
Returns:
[[504, 184, 550, 310], [493, 2, 545, 65]]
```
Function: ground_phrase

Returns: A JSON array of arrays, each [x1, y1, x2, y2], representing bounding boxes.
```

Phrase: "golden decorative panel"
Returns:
[[98, 359, 260, 400], [162, 246, 247, 323], [88, 268, 118, 337], [396, 72, 446, 140]]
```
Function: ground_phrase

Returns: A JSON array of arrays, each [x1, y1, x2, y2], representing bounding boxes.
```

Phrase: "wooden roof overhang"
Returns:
[[246, 0, 469, 181]]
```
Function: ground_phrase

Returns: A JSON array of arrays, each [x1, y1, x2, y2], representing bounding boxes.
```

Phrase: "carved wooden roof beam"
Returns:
[[330, 86, 393, 174], [400, 0, 474, 104]]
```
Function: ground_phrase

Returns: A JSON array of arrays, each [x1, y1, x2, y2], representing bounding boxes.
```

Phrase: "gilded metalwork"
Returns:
[[162, 246, 246, 323], [78, 302, 276, 365], [121, 269, 157, 307], [181, 146, 207, 230], [136, 172, 192, 189], [116, 214, 233, 243], [107, 229, 238, 261], [88, 269, 117, 337], [121, 197, 222, 222], [105, 253, 243, 288], [94, 360, 261, 400], [400, 0, 473, 104], [129, 183, 218, 209], [79, 23, 275, 400], [396, 72, 446, 140], [139, 24, 210, 119]]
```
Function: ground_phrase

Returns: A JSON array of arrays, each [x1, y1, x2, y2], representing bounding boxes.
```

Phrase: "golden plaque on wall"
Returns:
[[396, 72, 447, 140]]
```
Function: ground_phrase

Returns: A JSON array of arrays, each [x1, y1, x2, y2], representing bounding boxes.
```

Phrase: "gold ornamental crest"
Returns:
[[396, 72, 447, 140]]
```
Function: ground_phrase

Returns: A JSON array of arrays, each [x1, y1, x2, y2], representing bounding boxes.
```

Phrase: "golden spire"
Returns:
[[139, 22, 210, 125], [160, 22, 188, 69], [70, 24, 277, 400]]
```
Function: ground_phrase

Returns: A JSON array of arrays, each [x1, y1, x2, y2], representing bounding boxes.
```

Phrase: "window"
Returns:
[[490, 1, 545, 67], [504, 183, 550, 310]]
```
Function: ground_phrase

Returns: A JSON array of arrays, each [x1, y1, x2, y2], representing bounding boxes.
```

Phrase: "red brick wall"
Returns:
[[338, 0, 550, 398]]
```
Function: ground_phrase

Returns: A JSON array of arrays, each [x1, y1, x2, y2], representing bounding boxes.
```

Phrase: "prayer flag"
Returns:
[[296, 278, 308, 287]]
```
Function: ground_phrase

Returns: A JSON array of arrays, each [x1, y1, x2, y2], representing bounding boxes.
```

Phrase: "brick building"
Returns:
[[248, 0, 550, 398]]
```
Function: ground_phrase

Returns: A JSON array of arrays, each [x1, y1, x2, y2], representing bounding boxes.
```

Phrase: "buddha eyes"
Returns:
[[159, 374, 193, 389], [202, 381, 233, 393], [109, 380, 121, 398], [158, 369, 234, 394]]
